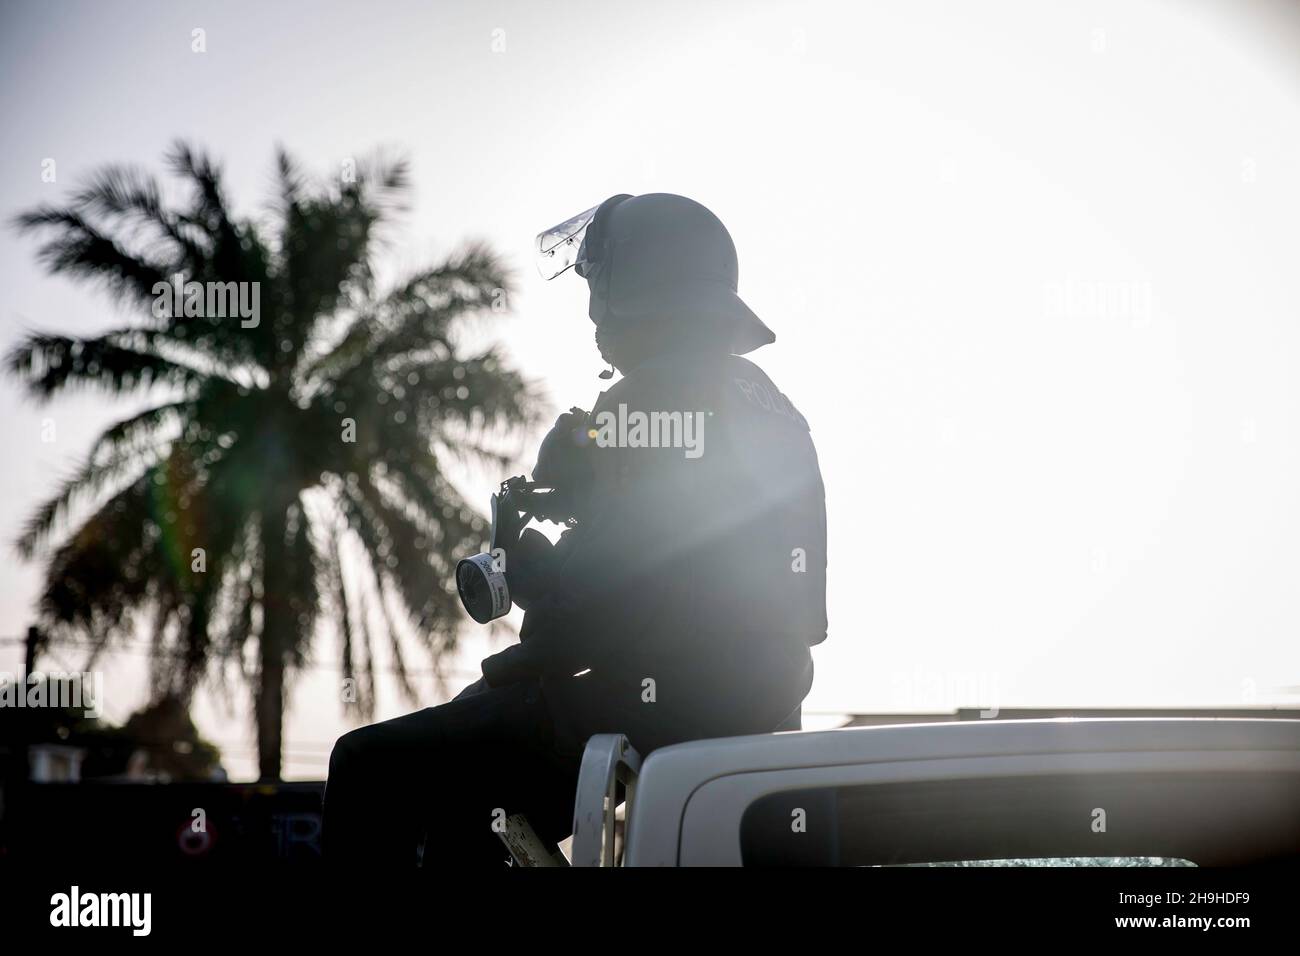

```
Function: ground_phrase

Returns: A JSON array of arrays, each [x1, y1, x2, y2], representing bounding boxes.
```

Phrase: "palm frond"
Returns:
[[6, 330, 212, 403], [16, 400, 186, 557], [305, 242, 513, 384], [11, 206, 172, 306]]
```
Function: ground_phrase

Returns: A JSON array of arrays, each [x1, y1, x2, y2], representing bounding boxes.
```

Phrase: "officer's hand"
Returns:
[[533, 407, 592, 486]]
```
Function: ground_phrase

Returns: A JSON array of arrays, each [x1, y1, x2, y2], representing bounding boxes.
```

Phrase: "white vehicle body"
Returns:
[[569, 718, 1300, 867]]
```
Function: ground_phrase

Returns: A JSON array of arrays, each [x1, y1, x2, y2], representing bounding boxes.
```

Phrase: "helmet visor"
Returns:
[[535, 204, 599, 279]]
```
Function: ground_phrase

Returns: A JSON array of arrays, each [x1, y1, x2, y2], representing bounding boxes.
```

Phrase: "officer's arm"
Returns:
[[479, 375, 702, 687], [478, 482, 653, 686]]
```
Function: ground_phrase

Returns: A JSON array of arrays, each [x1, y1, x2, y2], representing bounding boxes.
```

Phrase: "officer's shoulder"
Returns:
[[724, 353, 769, 381], [594, 369, 649, 408], [597, 356, 702, 405], [722, 354, 811, 430]]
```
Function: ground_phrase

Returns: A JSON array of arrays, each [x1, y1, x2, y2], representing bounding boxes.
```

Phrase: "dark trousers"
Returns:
[[323, 667, 806, 867], [323, 678, 581, 868]]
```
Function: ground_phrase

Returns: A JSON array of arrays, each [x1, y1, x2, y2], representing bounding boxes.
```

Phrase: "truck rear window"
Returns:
[[739, 771, 1300, 866]]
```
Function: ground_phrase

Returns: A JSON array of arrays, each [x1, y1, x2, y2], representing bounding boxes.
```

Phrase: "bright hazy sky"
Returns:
[[2, 0, 1299, 779]]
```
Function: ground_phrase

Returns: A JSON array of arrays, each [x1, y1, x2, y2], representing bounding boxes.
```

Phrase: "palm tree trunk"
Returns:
[[256, 637, 286, 781], [257, 505, 289, 782]]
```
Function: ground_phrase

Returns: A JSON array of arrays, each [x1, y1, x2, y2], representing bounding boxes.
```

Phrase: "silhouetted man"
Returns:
[[324, 194, 827, 866]]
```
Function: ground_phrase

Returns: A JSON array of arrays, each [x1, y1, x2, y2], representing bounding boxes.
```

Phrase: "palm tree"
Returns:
[[8, 143, 544, 780]]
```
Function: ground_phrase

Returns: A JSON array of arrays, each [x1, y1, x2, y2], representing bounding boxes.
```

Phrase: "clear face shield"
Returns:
[[534, 204, 600, 280]]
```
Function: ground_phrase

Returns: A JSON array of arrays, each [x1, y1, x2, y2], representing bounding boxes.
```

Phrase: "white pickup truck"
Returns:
[[502, 717, 1300, 867]]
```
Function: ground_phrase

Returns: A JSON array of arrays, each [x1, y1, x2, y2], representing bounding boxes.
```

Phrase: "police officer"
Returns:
[[323, 194, 827, 866]]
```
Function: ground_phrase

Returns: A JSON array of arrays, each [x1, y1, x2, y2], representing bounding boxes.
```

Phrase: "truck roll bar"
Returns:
[[571, 734, 642, 867]]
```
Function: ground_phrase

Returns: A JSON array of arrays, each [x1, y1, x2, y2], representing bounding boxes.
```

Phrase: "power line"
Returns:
[[0, 635, 482, 679]]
